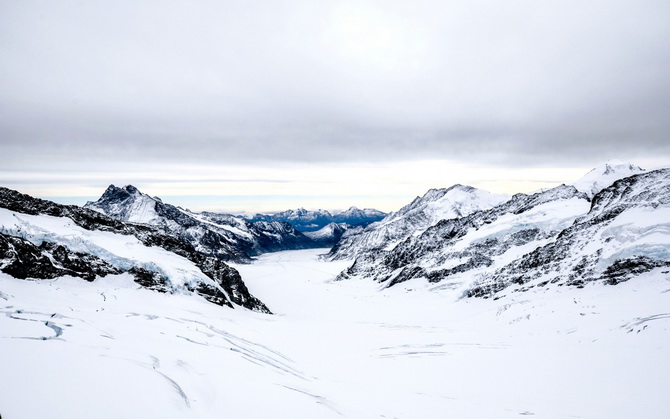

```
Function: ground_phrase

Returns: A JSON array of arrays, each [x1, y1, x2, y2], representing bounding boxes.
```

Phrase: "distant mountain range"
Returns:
[[84, 185, 323, 263], [83, 185, 387, 259], [246, 207, 386, 232]]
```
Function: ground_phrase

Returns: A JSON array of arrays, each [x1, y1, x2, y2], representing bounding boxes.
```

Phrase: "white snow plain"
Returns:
[[1, 249, 669, 418]]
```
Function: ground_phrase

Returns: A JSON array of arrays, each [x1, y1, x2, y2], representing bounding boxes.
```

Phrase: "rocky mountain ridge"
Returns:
[[468, 168, 670, 297], [85, 185, 321, 263], [328, 184, 509, 261], [247, 206, 386, 232], [333, 163, 670, 300], [0, 187, 270, 312]]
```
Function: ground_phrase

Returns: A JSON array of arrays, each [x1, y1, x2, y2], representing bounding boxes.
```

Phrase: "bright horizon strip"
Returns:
[[4, 158, 668, 213]]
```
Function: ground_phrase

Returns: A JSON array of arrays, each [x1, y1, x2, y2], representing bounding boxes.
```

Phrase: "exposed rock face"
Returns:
[[334, 166, 670, 299], [601, 256, 670, 285], [0, 187, 270, 313], [0, 232, 120, 281]]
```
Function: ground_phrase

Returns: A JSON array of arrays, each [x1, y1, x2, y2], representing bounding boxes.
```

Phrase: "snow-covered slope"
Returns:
[[337, 184, 590, 287], [334, 166, 670, 301], [571, 159, 646, 198], [468, 167, 670, 297], [329, 185, 510, 260], [85, 185, 319, 262], [0, 187, 269, 312], [248, 206, 386, 232], [303, 222, 350, 246], [332, 206, 386, 225]]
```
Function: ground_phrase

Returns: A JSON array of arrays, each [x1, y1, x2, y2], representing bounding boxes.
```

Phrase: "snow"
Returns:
[[186, 210, 253, 239], [87, 189, 160, 225], [122, 193, 160, 224], [303, 223, 342, 240], [571, 159, 646, 198], [454, 196, 590, 251], [422, 187, 509, 225], [588, 206, 670, 268], [2, 249, 669, 418], [330, 186, 509, 260], [381, 186, 509, 230], [333, 206, 385, 218], [0, 208, 214, 290]]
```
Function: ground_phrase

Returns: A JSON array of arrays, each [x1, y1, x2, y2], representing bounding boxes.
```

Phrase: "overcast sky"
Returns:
[[2, 0, 669, 212]]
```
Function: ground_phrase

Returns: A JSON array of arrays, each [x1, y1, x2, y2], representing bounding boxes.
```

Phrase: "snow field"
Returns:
[[2, 249, 670, 418]]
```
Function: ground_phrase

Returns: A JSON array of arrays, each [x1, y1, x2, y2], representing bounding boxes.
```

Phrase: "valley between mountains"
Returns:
[[1, 249, 668, 418], [1, 160, 669, 418]]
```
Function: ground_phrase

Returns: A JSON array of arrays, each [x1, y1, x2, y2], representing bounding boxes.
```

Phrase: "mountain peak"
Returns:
[[420, 184, 477, 202], [338, 206, 362, 215], [86, 184, 159, 225], [329, 184, 508, 261], [100, 184, 142, 198], [122, 184, 141, 194], [400, 184, 506, 218], [592, 160, 643, 176], [572, 160, 646, 198], [96, 184, 140, 204], [599, 159, 643, 175]]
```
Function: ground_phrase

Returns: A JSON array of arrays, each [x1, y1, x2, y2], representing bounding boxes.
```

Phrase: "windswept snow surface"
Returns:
[[2, 249, 669, 418]]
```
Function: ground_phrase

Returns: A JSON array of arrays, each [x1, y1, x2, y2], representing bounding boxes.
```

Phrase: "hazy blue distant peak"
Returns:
[[247, 207, 386, 232]]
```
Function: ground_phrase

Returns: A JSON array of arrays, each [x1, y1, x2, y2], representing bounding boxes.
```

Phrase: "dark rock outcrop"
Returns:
[[0, 232, 120, 281]]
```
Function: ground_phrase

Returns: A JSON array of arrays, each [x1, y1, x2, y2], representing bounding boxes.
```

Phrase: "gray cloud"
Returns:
[[2, 0, 670, 172]]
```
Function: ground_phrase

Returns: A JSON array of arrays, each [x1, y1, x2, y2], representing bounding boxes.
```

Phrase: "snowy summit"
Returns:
[[571, 159, 646, 198]]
